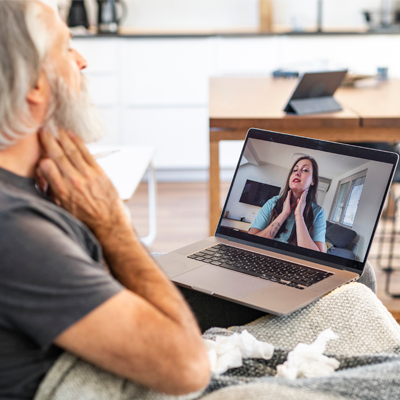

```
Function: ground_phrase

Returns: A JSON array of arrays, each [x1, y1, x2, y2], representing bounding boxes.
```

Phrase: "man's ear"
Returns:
[[26, 70, 49, 106]]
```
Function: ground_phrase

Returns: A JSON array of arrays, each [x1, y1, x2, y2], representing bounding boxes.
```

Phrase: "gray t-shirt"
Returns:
[[0, 167, 123, 399]]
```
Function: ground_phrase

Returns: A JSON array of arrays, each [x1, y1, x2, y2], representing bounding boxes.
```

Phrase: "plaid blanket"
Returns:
[[34, 283, 400, 400]]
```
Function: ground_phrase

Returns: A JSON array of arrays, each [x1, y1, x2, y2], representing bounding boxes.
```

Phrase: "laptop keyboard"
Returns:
[[187, 244, 333, 290]]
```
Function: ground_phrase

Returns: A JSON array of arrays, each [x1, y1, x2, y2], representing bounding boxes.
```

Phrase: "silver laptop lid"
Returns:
[[216, 129, 399, 275]]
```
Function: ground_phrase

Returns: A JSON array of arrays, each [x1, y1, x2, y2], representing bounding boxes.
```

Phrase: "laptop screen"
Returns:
[[216, 129, 398, 272]]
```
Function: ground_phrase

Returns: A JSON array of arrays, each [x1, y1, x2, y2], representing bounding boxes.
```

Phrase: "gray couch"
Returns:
[[325, 221, 358, 260]]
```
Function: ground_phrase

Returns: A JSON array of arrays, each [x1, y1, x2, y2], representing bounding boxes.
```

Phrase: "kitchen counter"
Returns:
[[73, 26, 400, 39]]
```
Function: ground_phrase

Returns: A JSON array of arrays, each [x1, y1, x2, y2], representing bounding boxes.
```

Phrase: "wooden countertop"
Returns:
[[72, 26, 400, 39], [209, 76, 360, 131], [210, 77, 400, 131]]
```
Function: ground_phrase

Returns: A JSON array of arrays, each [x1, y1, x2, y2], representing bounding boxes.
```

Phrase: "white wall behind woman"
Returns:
[[317, 189, 327, 207]]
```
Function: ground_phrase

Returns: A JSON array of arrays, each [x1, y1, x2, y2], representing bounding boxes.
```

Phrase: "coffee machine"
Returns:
[[67, 0, 89, 29], [97, 0, 127, 34]]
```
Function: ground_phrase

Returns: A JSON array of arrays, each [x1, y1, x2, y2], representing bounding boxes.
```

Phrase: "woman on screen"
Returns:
[[248, 156, 326, 252]]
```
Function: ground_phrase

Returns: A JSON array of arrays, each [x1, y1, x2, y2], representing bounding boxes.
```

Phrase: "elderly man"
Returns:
[[0, 1, 210, 398]]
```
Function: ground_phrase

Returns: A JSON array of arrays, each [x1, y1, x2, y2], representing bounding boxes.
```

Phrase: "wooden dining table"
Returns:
[[209, 76, 400, 235]]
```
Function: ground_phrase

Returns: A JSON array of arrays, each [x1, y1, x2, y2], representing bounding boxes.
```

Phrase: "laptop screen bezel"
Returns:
[[215, 128, 399, 273]]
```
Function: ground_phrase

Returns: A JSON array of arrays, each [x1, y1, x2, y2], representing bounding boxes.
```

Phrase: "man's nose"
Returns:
[[74, 49, 88, 71]]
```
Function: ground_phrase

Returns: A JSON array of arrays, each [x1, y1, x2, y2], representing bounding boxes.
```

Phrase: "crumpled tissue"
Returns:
[[276, 328, 340, 379], [204, 329, 274, 374]]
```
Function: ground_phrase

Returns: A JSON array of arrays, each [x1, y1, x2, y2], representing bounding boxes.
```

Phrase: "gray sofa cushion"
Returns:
[[327, 246, 355, 260], [326, 223, 357, 248]]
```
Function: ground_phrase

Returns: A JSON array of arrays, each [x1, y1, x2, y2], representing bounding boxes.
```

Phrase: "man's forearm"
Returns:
[[96, 223, 197, 327]]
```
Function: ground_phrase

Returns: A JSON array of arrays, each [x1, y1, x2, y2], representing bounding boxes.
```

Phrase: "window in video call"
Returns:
[[219, 137, 394, 268]]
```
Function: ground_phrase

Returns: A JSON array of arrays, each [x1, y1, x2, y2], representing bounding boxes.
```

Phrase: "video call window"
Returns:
[[220, 138, 393, 264]]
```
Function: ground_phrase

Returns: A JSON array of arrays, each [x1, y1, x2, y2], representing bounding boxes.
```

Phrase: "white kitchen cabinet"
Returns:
[[118, 38, 214, 168], [86, 74, 118, 106], [216, 36, 280, 75], [122, 106, 208, 168], [72, 38, 121, 146], [97, 107, 120, 145], [120, 38, 215, 106], [220, 141, 245, 170], [276, 35, 400, 77], [72, 38, 119, 73]]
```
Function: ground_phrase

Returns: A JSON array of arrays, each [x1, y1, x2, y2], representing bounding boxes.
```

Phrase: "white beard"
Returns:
[[43, 71, 106, 143]]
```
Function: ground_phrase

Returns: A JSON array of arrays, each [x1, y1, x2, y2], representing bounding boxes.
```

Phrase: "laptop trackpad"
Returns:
[[174, 264, 272, 299]]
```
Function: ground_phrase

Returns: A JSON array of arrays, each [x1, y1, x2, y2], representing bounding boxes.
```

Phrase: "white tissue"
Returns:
[[276, 328, 340, 379], [204, 330, 274, 374]]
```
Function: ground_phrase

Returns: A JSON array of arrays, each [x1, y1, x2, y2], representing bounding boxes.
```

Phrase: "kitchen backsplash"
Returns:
[[58, 0, 383, 31]]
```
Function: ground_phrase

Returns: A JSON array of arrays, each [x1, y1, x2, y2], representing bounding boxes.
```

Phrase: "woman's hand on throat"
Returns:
[[282, 190, 293, 218], [295, 189, 308, 220]]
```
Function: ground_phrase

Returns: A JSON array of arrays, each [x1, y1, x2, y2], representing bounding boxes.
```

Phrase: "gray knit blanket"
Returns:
[[34, 283, 400, 400]]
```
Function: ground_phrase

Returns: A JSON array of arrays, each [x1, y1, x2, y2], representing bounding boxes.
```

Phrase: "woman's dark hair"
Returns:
[[268, 156, 319, 245]]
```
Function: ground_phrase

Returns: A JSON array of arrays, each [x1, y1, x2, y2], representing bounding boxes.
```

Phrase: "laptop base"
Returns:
[[158, 236, 359, 316]]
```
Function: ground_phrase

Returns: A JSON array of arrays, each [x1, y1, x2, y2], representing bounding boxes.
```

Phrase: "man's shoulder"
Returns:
[[0, 185, 68, 236], [0, 184, 42, 224], [0, 180, 49, 215], [0, 184, 102, 262], [0, 181, 28, 205]]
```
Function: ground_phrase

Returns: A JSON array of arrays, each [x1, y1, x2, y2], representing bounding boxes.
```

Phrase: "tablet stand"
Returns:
[[284, 96, 343, 115]]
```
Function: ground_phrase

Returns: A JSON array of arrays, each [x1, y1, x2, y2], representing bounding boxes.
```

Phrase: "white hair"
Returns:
[[0, 0, 52, 149], [26, 1, 54, 62], [0, 0, 105, 148]]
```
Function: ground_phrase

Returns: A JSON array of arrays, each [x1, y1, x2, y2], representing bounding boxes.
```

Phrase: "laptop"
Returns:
[[157, 128, 399, 315]]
